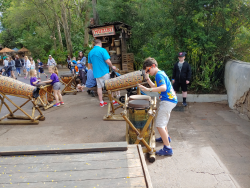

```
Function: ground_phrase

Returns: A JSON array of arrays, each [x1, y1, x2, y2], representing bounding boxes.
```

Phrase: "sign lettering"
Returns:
[[92, 25, 115, 37]]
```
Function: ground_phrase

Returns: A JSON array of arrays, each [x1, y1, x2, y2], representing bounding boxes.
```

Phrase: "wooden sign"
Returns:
[[92, 25, 115, 37]]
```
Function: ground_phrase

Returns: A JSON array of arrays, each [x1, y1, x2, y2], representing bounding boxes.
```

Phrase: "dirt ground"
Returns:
[[0, 69, 250, 188]]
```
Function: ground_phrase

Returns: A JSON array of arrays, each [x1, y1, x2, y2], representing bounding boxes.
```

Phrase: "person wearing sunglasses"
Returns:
[[138, 57, 177, 156]]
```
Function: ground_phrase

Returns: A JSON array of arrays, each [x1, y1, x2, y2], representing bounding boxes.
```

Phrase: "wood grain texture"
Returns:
[[0, 142, 127, 156], [0, 145, 148, 188]]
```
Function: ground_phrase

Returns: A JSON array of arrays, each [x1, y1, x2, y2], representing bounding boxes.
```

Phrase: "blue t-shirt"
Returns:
[[38, 62, 43, 68], [50, 73, 59, 85], [86, 69, 97, 88], [72, 60, 77, 65], [88, 46, 110, 78], [77, 63, 83, 70], [155, 70, 178, 104]]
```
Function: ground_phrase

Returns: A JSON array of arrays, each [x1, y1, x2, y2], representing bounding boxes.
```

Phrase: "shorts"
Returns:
[[173, 81, 187, 92], [155, 101, 176, 128], [38, 68, 44, 73], [96, 73, 110, 88], [52, 82, 61, 90], [26, 68, 30, 72]]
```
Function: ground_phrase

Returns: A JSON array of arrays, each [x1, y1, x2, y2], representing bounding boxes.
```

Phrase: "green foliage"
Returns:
[[1, 0, 250, 93], [97, 0, 250, 92]]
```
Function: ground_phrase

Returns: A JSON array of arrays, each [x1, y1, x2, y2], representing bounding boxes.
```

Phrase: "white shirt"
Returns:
[[25, 59, 31, 68], [47, 58, 56, 66], [4, 60, 8, 66]]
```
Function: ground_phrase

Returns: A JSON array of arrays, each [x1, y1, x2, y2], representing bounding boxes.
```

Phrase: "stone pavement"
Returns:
[[148, 102, 250, 188], [0, 70, 249, 187]]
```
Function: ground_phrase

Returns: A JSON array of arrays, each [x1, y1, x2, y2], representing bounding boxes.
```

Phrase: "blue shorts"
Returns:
[[26, 68, 30, 72]]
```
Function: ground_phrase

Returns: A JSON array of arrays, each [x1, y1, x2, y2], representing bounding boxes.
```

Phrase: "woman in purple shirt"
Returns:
[[40, 66, 64, 107]]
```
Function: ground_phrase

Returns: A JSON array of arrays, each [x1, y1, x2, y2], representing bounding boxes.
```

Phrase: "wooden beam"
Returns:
[[0, 142, 128, 156], [137, 145, 153, 188]]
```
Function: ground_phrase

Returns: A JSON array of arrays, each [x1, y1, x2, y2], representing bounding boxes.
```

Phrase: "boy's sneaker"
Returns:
[[156, 146, 173, 156], [113, 101, 119, 106], [60, 102, 65, 105], [182, 102, 187, 107], [53, 103, 60, 107], [100, 102, 107, 107], [155, 136, 171, 143]]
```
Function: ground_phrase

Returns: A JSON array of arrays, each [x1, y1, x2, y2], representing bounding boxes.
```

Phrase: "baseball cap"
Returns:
[[49, 55, 52, 57], [178, 52, 186, 57]]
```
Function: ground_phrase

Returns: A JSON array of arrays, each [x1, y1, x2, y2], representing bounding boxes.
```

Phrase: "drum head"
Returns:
[[129, 95, 151, 101], [35, 82, 47, 87], [128, 100, 150, 109], [60, 73, 74, 77]]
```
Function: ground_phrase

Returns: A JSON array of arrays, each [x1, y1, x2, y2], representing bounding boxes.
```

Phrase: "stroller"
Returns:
[[1, 66, 11, 77]]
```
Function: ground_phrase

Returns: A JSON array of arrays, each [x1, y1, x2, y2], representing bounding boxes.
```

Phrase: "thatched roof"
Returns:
[[18, 47, 30, 52], [0, 47, 15, 53]]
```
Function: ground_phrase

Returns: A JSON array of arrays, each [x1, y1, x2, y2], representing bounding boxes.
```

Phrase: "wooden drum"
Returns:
[[35, 83, 50, 105], [0, 76, 39, 98], [128, 95, 151, 145], [60, 73, 75, 91], [104, 70, 145, 91]]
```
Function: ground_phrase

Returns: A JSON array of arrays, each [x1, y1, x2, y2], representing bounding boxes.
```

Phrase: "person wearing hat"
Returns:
[[172, 52, 191, 106], [47, 55, 57, 67]]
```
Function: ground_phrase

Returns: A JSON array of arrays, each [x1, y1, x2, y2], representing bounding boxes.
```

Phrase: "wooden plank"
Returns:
[[0, 151, 139, 165], [0, 120, 39, 125], [0, 177, 146, 188], [0, 158, 142, 173], [0, 166, 144, 183], [137, 145, 153, 188], [0, 142, 127, 156]]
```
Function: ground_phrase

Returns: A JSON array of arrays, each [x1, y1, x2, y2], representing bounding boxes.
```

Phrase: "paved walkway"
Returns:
[[148, 102, 250, 188], [0, 70, 249, 187]]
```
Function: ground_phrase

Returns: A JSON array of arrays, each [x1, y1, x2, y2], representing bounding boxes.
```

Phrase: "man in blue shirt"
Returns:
[[88, 39, 116, 107], [139, 57, 177, 156], [85, 69, 97, 88]]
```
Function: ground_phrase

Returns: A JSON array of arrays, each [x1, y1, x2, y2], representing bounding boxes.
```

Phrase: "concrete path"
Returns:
[[0, 69, 249, 187]]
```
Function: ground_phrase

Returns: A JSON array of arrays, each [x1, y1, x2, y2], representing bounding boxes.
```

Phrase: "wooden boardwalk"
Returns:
[[0, 142, 152, 188]]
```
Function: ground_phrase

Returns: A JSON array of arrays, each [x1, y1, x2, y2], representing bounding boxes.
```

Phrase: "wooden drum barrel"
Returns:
[[0, 76, 39, 98], [35, 83, 49, 105], [104, 70, 145, 91], [128, 96, 152, 145], [60, 73, 75, 91]]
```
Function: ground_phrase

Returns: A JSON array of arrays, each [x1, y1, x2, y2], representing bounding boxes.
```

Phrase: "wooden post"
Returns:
[[121, 112, 156, 153], [134, 111, 155, 145]]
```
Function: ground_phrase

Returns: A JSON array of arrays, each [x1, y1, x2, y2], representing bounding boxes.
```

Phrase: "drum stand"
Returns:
[[0, 92, 45, 125], [121, 95, 157, 163], [103, 84, 143, 121], [60, 75, 77, 95], [37, 84, 56, 110]]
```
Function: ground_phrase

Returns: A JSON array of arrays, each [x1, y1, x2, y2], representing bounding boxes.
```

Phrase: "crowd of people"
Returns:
[[0, 54, 57, 80], [1, 41, 192, 157]]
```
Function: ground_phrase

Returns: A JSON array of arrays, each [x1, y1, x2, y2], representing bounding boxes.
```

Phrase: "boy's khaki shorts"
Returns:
[[155, 101, 176, 128], [96, 73, 110, 88]]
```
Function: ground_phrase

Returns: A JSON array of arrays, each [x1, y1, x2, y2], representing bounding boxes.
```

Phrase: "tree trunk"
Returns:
[[92, 0, 99, 25], [60, 0, 73, 56], [84, 4, 90, 47], [56, 16, 63, 51]]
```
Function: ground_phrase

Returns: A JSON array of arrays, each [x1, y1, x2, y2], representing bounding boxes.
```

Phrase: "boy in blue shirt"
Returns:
[[37, 59, 48, 79], [139, 57, 177, 156]]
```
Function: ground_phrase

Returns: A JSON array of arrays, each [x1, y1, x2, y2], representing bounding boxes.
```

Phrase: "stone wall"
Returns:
[[225, 60, 250, 119]]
